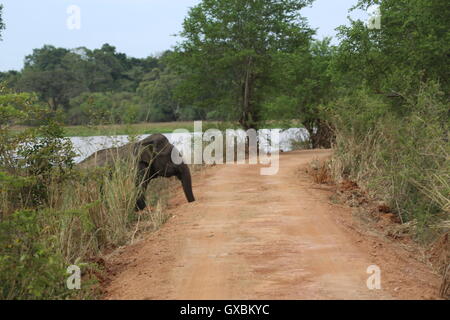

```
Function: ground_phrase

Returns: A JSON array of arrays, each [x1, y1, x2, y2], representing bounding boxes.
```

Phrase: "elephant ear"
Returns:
[[133, 141, 154, 164], [133, 135, 173, 164]]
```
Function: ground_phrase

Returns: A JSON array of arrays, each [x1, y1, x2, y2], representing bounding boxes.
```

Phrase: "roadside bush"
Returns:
[[0, 160, 141, 299], [330, 82, 449, 240], [0, 210, 69, 299], [0, 85, 166, 299]]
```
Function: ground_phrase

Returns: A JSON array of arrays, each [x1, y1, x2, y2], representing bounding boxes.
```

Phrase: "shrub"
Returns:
[[330, 82, 449, 240], [1, 85, 171, 299], [0, 210, 69, 299]]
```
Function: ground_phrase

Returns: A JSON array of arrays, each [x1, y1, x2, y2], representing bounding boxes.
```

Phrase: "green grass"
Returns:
[[10, 122, 199, 137], [62, 122, 199, 137], [12, 120, 304, 137], [12, 121, 224, 137]]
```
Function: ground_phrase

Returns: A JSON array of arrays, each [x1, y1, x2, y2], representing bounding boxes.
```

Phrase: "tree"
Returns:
[[18, 45, 87, 111], [17, 44, 159, 112], [325, 0, 449, 229], [333, 0, 450, 100], [137, 51, 205, 122], [264, 38, 336, 147], [0, 71, 21, 88], [67, 91, 143, 125], [123, 56, 160, 92], [137, 68, 181, 122], [86, 44, 127, 92], [175, 0, 314, 130]]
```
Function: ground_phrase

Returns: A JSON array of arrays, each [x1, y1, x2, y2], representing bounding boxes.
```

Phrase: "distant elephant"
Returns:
[[78, 134, 195, 211]]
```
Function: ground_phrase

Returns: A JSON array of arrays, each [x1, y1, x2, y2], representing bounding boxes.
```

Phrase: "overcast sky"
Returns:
[[0, 0, 368, 71]]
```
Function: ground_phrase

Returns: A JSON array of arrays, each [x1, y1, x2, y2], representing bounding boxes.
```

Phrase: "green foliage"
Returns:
[[18, 46, 87, 111], [7, 43, 207, 125], [0, 86, 52, 173], [0, 85, 177, 299], [264, 38, 336, 146], [0, 210, 70, 300], [68, 91, 143, 125], [333, 0, 450, 97], [0, 71, 21, 88], [18, 122, 76, 176], [14, 44, 159, 114], [330, 83, 449, 239], [324, 0, 449, 241], [174, 0, 314, 130], [0, 88, 84, 299], [136, 61, 205, 122], [1, 85, 76, 210]]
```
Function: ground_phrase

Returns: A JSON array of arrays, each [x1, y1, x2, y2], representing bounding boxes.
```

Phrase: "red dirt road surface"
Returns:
[[104, 150, 441, 300]]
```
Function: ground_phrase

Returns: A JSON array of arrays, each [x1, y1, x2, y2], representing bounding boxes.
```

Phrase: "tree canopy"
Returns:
[[173, 0, 315, 130], [1, 44, 193, 124], [333, 0, 450, 98]]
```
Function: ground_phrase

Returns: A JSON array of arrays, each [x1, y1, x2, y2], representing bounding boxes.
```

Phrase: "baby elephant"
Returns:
[[79, 134, 195, 211]]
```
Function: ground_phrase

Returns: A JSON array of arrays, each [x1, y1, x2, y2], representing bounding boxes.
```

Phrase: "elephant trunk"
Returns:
[[178, 163, 195, 203]]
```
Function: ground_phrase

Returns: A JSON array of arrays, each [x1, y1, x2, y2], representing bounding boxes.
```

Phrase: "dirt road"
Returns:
[[105, 150, 440, 300]]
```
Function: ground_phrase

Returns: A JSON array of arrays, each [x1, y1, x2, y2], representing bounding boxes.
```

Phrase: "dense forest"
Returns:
[[0, 0, 449, 299], [0, 45, 206, 124]]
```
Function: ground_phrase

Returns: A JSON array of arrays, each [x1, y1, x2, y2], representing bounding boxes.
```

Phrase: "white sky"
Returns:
[[0, 0, 368, 71]]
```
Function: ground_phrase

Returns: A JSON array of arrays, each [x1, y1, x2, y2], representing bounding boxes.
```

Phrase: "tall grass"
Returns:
[[48, 157, 140, 260], [0, 87, 182, 299], [330, 83, 449, 240], [0, 154, 174, 299], [329, 83, 449, 297]]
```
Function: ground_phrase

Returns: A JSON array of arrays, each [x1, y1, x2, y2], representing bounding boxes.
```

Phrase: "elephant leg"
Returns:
[[135, 161, 153, 211]]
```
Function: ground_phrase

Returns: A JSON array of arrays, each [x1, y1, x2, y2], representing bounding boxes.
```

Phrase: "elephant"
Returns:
[[78, 134, 195, 211]]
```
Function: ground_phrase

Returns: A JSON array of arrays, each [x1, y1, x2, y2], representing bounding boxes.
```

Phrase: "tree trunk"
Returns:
[[310, 120, 335, 149], [239, 57, 258, 131]]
